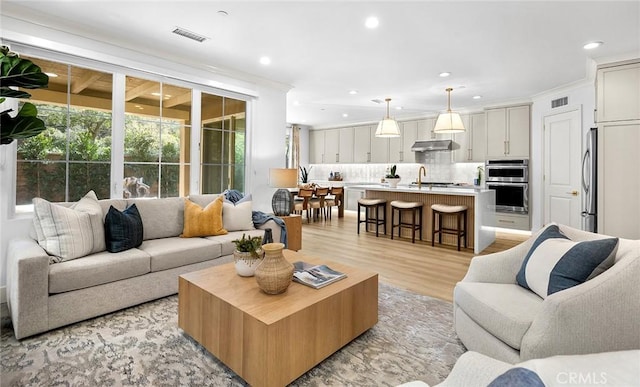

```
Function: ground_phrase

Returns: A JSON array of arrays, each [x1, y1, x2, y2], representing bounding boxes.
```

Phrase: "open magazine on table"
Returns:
[[292, 261, 347, 289]]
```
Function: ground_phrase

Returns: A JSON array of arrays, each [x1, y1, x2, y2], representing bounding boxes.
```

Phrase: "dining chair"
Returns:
[[325, 186, 343, 220], [293, 188, 314, 223], [309, 187, 330, 221]]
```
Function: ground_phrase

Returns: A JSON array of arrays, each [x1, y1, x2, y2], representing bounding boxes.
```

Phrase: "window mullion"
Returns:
[[111, 73, 126, 199]]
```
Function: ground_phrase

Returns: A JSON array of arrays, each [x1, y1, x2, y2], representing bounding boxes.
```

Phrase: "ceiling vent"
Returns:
[[172, 27, 208, 43], [551, 96, 568, 108]]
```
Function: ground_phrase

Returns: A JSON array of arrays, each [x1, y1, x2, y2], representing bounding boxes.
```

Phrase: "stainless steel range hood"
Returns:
[[411, 140, 453, 152]]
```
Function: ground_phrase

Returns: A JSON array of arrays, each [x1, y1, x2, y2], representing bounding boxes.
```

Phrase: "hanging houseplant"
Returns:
[[1, 45, 49, 145]]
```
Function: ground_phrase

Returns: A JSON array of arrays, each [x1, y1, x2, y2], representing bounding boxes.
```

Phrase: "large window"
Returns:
[[123, 77, 191, 198], [13, 53, 248, 209], [201, 93, 246, 194], [16, 57, 113, 204]]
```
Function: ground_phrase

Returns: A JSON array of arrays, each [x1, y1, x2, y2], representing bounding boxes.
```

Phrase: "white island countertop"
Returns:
[[348, 184, 492, 196]]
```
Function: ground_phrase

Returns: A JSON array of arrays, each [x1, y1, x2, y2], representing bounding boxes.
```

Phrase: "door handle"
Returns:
[[566, 190, 579, 196]]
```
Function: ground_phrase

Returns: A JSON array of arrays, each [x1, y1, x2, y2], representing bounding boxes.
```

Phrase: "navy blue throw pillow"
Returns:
[[516, 224, 618, 298], [488, 367, 545, 387], [104, 204, 144, 253]]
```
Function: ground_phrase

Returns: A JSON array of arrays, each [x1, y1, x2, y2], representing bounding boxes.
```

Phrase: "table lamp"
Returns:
[[269, 168, 298, 216]]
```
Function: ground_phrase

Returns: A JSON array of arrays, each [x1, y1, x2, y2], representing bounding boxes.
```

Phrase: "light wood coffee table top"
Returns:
[[178, 249, 378, 387]]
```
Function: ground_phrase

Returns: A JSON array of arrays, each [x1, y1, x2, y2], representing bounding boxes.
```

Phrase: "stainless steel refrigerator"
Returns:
[[581, 128, 597, 232]]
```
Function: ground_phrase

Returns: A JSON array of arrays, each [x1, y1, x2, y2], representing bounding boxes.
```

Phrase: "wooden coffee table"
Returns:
[[178, 250, 378, 387]]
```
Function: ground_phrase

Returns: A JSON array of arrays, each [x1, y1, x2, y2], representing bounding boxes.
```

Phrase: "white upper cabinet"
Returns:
[[402, 121, 418, 163], [338, 127, 354, 163], [370, 128, 389, 163], [323, 128, 340, 163], [354, 125, 372, 162], [597, 62, 640, 122], [417, 117, 437, 139], [309, 130, 324, 164], [486, 105, 530, 159]]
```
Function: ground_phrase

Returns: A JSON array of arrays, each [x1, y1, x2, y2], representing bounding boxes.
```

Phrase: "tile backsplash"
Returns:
[[306, 153, 484, 185]]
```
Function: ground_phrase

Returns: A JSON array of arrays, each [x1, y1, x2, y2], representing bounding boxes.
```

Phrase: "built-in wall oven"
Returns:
[[485, 159, 529, 214]]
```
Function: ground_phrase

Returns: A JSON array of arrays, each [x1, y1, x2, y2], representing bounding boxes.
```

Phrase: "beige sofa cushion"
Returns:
[[49, 248, 150, 294], [205, 229, 265, 256], [127, 197, 184, 240], [454, 282, 543, 350], [139, 237, 222, 272]]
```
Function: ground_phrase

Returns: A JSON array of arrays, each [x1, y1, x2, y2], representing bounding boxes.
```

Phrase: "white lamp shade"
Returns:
[[375, 118, 401, 137], [433, 112, 465, 133], [269, 168, 298, 188]]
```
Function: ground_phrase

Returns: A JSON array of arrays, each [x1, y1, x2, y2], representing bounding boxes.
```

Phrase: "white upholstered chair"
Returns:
[[453, 223, 640, 363]]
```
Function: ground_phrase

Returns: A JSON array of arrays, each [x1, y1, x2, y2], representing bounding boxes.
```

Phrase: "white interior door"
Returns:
[[543, 109, 582, 227]]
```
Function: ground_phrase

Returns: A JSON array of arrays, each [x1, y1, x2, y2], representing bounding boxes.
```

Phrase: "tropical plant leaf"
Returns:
[[0, 49, 49, 89], [0, 87, 31, 99], [1, 103, 46, 144]]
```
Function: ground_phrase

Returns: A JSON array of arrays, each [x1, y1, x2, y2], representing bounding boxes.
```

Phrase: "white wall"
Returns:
[[530, 80, 596, 231], [0, 17, 288, 298]]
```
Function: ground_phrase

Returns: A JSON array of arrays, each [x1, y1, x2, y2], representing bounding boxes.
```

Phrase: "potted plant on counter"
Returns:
[[385, 165, 401, 188], [232, 234, 264, 277]]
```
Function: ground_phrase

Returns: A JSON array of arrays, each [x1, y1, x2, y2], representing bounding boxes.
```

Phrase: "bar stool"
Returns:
[[390, 201, 424, 243], [357, 198, 387, 237], [431, 204, 468, 251]]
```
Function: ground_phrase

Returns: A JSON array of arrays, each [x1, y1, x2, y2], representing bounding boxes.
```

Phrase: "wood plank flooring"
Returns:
[[297, 210, 527, 302]]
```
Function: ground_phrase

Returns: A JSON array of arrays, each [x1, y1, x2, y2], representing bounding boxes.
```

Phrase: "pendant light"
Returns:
[[375, 98, 401, 138], [434, 88, 465, 134]]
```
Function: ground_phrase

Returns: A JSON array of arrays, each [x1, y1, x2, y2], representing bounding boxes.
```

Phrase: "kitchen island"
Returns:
[[350, 185, 496, 253]]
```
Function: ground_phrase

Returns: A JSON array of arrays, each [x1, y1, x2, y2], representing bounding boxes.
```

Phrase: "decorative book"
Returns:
[[292, 261, 347, 289]]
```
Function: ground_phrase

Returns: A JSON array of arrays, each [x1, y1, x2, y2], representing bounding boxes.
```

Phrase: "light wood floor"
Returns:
[[297, 210, 527, 302]]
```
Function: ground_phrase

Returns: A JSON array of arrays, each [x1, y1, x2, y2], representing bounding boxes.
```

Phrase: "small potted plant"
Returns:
[[385, 165, 401, 188], [232, 234, 264, 277], [475, 166, 483, 186]]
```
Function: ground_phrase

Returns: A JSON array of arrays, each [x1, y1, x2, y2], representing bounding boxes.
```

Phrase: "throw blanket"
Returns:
[[223, 189, 245, 204], [252, 211, 288, 248]]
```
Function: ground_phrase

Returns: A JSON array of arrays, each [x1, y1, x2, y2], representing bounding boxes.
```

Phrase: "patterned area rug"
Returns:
[[1, 283, 465, 386]]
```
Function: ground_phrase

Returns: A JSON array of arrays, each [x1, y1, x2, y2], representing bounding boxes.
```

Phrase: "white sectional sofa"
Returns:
[[6, 194, 281, 339]]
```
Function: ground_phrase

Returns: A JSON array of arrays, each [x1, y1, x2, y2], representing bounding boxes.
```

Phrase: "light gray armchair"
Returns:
[[453, 224, 640, 363]]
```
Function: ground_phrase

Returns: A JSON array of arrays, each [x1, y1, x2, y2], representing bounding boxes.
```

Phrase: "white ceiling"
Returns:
[[3, 1, 640, 128]]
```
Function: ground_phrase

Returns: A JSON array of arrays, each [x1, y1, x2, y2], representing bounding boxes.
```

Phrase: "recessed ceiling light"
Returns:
[[583, 41, 603, 50], [259, 56, 271, 65], [365, 16, 379, 29], [395, 106, 403, 110], [44, 72, 58, 78], [349, 90, 358, 95], [342, 113, 349, 117], [293, 100, 300, 106], [439, 72, 451, 77], [473, 95, 482, 100], [217, 10, 228, 16]]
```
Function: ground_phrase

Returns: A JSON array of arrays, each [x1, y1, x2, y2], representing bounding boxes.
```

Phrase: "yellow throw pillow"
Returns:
[[181, 196, 228, 237]]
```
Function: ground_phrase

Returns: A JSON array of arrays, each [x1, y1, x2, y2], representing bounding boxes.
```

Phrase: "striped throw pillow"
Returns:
[[33, 190, 106, 263], [516, 225, 618, 299]]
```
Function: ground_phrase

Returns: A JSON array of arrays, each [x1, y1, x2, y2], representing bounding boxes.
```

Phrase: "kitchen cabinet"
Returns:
[[486, 105, 530, 159], [598, 121, 640, 239], [354, 125, 372, 162], [370, 128, 389, 163], [345, 186, 365, 211], [597, 60, 640, 239], [417, 117, 437, 139], [597, 61, 640, 122], [454, 112, 486, 162], [338, 127, 354, 163], [323, 129, 340, 163], [309, 130, 324, 164], [389, 120, 418, 163]]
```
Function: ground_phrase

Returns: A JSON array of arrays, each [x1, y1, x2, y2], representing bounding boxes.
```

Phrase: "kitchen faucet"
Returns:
[[418, 166, 426, 188]]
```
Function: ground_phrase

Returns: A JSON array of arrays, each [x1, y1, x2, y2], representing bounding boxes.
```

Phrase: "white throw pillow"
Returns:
[[33, 190, 106, 263], [222, 194, 254, 232]]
